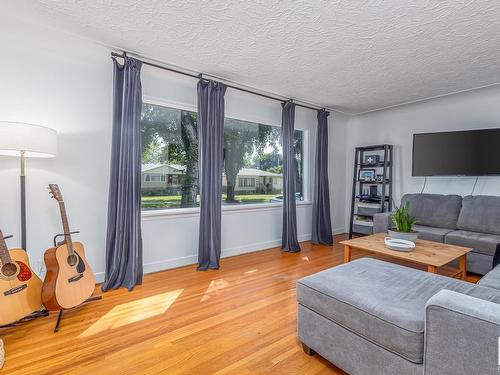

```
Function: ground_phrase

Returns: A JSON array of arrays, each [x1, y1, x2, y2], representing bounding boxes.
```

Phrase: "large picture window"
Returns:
[[140, 103, 304, 210]]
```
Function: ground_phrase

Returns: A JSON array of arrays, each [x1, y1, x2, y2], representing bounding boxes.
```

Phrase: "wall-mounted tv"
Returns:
[[412, 128, 500, 176]]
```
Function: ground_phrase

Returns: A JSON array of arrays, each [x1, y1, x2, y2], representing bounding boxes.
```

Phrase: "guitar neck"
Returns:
[[0, 231, 12, 265], [58, 202, 74, 254], [0, 241, 12, 266]]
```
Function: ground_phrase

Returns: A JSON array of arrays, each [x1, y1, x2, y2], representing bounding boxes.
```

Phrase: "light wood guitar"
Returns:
[[42, 184, 96, 311], [0, 230, 43, 326]]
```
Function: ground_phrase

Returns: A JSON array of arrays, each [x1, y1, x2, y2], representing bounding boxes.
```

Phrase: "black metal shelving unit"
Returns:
[[348, 144, 393, 239]]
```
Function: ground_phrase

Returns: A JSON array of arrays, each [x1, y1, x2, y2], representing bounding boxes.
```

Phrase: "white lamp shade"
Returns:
[[0, 122, 57, 158]]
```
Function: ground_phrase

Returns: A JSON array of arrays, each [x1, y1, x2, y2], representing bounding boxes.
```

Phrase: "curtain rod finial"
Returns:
[[111, 51, 127, 59]]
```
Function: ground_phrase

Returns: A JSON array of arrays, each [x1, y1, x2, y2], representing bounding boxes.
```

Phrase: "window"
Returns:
[[141, 103, 199, 210], [223, 118, 303, 205], [238, 178, 257, 188], [140, 102, 304, 210]]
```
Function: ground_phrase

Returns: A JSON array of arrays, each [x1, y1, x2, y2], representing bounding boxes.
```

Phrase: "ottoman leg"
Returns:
[[301, 342, 316, 356]]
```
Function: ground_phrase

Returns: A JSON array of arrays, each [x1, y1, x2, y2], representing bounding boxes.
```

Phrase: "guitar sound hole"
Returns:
[[67, 254, 78, 267], [1, 262, 18, 277]]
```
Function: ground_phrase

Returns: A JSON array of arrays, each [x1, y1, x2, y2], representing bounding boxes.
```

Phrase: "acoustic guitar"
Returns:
[[0, 230, 43, 326], [42, 184, 96, 311]]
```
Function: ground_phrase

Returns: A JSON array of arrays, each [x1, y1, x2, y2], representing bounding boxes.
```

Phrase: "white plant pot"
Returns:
[[388, 229, 418, 243]]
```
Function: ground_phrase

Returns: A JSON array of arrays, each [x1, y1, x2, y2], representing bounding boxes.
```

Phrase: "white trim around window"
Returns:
[[140, 96, 313, 218], [142, 200, 312, 221]]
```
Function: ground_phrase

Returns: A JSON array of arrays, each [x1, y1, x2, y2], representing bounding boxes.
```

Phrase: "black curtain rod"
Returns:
[[111, 52, 324, 112]]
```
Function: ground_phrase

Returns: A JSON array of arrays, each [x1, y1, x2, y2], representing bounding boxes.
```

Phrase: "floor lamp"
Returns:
[[0, 122, 57, 250]]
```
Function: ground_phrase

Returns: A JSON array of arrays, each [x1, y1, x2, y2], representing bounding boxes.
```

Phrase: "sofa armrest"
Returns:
[[478, 263, 500, 290], [424, 290, 500, 375], [373, 212, 392, 233]]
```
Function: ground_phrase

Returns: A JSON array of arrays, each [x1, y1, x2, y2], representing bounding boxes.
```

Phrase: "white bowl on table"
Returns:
[[384, 237, 416, 252]]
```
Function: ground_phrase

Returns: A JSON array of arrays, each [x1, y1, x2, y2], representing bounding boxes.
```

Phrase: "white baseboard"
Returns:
[[222, 233, 311, 258], [94, 233, 313, 283], [94, 253, 198, 283], [333, 227, 347, 235], [95, 272, 105, 283]]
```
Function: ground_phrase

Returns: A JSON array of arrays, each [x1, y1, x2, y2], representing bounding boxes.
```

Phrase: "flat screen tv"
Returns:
[[412, 128, 500, 176]]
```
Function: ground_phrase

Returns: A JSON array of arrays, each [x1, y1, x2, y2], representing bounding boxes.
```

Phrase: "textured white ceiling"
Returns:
[[7, 1, 500, 114]]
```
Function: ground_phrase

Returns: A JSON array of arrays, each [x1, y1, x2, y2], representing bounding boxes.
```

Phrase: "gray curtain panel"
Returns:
[[102, 57, 143, 292], [281, 101, 301, 252], [312, 110, 333, 245], [197, 79, 227, 270]]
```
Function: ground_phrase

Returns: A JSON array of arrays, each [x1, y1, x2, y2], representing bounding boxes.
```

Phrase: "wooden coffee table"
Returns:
[[340, 233, 472, 280]]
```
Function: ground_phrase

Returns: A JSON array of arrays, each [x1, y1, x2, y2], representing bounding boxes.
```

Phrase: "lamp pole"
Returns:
[[0, 122, 58, 251], [20, 150, 26, 250]]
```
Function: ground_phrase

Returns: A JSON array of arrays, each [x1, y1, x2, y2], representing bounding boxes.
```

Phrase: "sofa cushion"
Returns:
[[467, 251, 495, 276], [478, 265, 500, 290], [457, 195, 500, 235], [462, 282, 500, 302], [297, 258, 478, 364], [445, 230, 500, 256], [412, 225, 452, 243], [402, 193, 462, 229]]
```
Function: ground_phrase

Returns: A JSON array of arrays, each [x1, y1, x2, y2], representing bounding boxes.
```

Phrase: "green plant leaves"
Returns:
[[391, 202, 416, 233]]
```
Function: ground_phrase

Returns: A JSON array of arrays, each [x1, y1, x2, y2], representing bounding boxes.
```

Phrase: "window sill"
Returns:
[[141, 201, 312, 220]]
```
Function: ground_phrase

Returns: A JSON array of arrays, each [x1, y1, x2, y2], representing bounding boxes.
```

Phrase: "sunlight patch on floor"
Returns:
[[79, 289, 183, 338], [201, 278, 229, 302], [302, 256, 310, 262], [244, 269, 258, 274]]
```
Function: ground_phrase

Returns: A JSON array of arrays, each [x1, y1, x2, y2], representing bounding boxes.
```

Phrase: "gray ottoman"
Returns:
[[297, 258, 500, 375]]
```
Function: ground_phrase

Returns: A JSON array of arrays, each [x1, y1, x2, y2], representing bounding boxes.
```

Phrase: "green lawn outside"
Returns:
[[141, 194, 279, 209]]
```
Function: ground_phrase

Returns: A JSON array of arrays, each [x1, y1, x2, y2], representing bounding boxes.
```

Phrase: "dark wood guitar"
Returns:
[[0, 230, 43, 326], [42, 184, 96, 311]]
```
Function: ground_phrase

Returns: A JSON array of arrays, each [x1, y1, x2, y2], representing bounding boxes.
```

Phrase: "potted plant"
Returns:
[[388, 202, 418, 243]]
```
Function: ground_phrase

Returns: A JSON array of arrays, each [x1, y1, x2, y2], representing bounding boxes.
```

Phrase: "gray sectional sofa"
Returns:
[[374, 193, 500, 275], [297, 258, 500, 375]]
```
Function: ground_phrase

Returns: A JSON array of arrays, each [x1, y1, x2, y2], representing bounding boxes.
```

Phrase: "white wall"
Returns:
[[0, 11, 344, 282], [341, 85, 500, 231], [0, 12, 113, 279]]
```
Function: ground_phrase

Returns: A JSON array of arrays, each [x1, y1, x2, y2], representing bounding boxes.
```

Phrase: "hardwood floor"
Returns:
[[1, 235, 479, 375]]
